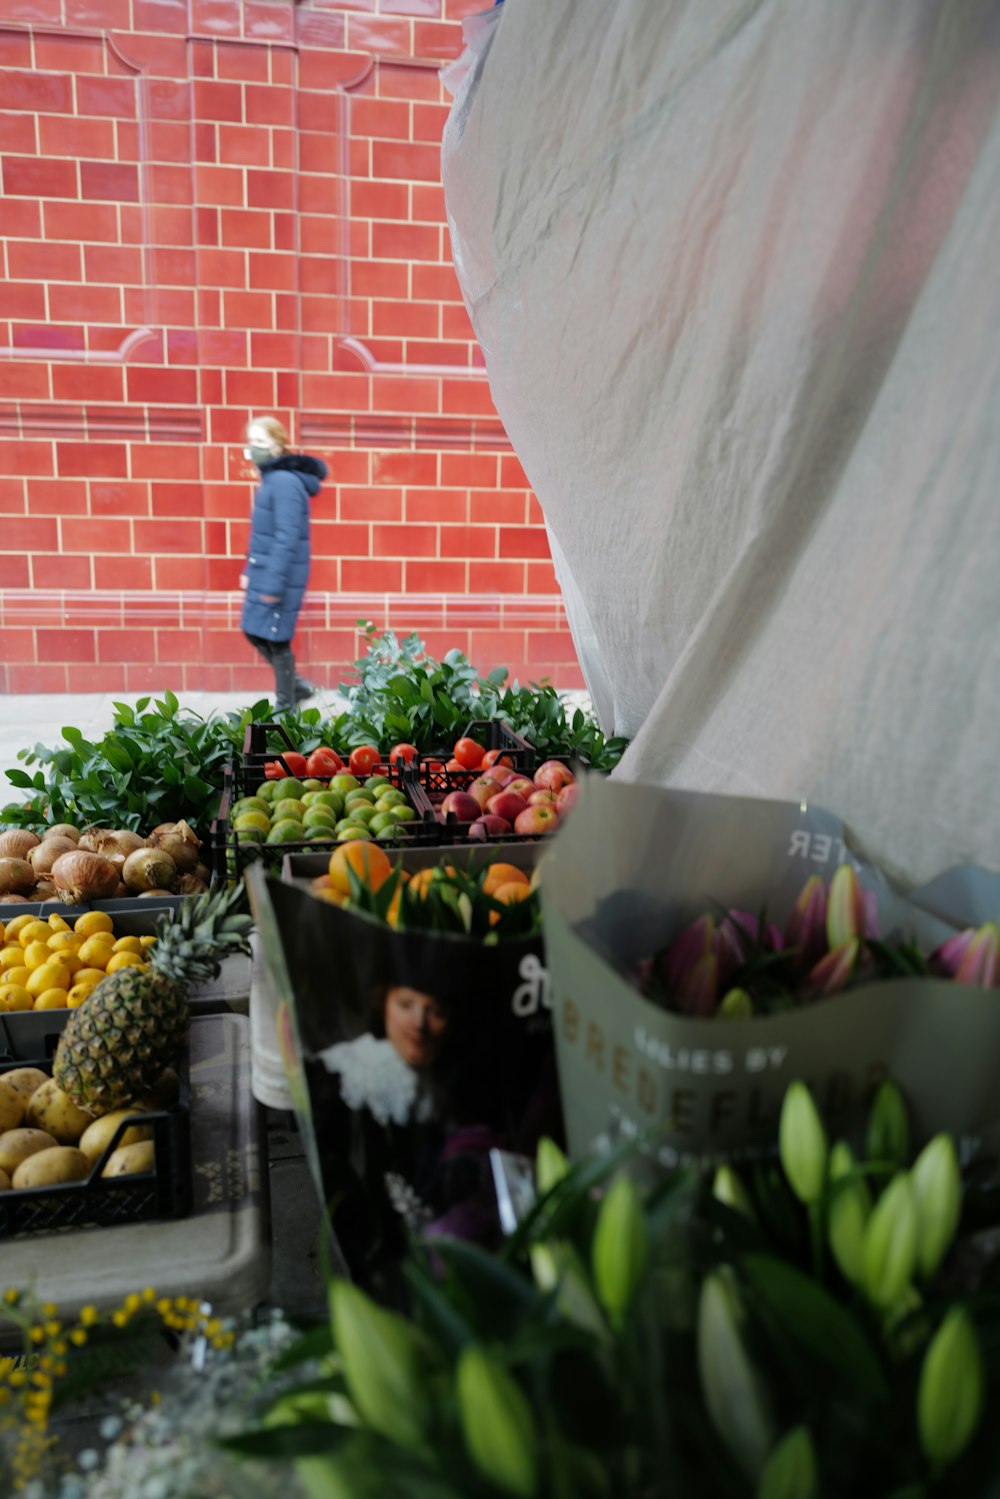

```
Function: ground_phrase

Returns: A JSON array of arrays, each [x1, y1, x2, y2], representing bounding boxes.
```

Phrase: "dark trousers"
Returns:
[[244, 631, 297, 713]]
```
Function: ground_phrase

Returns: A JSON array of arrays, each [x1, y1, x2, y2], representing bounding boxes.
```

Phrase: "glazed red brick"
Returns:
[[0, 0, 583, 695]]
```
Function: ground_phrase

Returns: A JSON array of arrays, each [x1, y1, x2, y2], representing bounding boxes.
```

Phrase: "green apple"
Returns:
[[331, 774, 360, 795], [233, 824, 264, 843], [272, 777, 305, 802], [257, 781, 278, 802], [234, 810, 270, 835], [369, 811, 398, 835], [364, 775, 391, 794], [389, 804, 417, 823], [311, 790, 343, 815], [347, 803, 378, 826], [302, 778, 324, 793], [306, 826, 336, 842], [303, 806, 337, 829], [377, 824, 408, 841], [377, 789, 407, 809], [337, 825, 371, 841], [274, 797, 306, 820], [233, 795, 270, 817], [267, 819, 305, 843]]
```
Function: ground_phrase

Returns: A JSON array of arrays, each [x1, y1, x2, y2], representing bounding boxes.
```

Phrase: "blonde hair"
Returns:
[[247, 415, 289, 453]]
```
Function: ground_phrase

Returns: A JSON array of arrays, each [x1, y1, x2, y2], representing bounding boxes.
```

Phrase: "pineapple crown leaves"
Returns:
[[149, 883, 253, 987]]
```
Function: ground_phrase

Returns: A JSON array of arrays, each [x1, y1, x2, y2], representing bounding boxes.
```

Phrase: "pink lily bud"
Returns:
[[954, 922, 1000, 990], [803, 937, 860, 998], [675, 952, 719, 1016], [784, 876, 828, 970], [930, 927, 977, 978], [826, 865, 867, 950], [662, 914, 715, 992], [862, 888, 880, 939]]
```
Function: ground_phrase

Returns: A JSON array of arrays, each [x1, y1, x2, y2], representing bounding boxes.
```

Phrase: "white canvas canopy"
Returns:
[[442, 0, 1000, 885]]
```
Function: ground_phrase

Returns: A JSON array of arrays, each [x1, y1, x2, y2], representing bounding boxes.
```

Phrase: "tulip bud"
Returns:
[[803, 937, 859, 998], [714, 1165, 757, 1223], [953, 921, 999, 989], [698, 1270, 775, 1481], [826, 864, 866, 949], [930, 927, 976, 978], [532, 1241, 606, 1337], [917, 1307, 984, 1466], [827, 1141, 871, 1285], [756, 1425, 818, 1499], [330, 1281, 432, 1451], [860, 1173, 917, 1310], [677, 952, 719, 1016], [784, 876, 827, 971], [592, 1174, 649, 1324], [535, 1136, 570, 1197], [663, 913, 715, 989], [720, 987, 754, 1019], [867, 1080, 910, 1169], [456, 1345, 538, 1498], [779, 1082, 828, 1206], [910, 1135, 962, 1280]]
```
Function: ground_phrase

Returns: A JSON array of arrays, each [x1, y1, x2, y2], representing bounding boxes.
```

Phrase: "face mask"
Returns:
[[247, 445, 273, 470]]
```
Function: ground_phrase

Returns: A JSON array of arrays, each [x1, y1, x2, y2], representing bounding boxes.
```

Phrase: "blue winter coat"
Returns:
[[241, 454, 327, 642]]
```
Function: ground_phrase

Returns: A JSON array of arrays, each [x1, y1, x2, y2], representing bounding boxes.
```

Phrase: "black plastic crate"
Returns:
[[403, 718, 537, 795], [210, 757, 444, 880], [0, 1040, 192, 1238], [240, 722, 396, 793]]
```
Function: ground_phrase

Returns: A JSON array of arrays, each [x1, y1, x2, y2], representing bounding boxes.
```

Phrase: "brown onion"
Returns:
[[85, 828, 146, 862], [0, 894, 28, 904], [147, 829, 200, 874], [47, 823, 80, 842], [28, 836, 78, 878], [194, 862, 211, 884], [0, 829, 40, 861], [123, 847, 178, 893], [137, 888, 175, 898], [114, 880, 129, 898], [149, 822, 178, 838], [51, 850, 120, 904], [176, 873, 208, 896], [0, 857, 35, 896], [32, 879, 56, 899]]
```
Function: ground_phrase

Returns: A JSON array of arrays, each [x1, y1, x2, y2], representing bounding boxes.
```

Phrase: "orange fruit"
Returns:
[[328, 840, 392, 897], [488, 881, 532, 925], [481, 863, 530, 897], [408, 865, 457, 899]]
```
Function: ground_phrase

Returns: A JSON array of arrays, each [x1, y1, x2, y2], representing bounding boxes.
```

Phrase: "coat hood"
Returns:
[[264, 452, 328, 495]]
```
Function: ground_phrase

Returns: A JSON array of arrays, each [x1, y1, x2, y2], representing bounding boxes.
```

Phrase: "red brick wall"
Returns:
[[0, 0, 582, 695]]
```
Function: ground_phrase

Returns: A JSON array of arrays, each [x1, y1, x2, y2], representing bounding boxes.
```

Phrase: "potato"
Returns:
[[0, 1079, 26, 1133], [27, 1079, 93, 1145], [0, 1128, 59, 1175], [2, 1067, 48, 1105], [0, 1167, 9, 1191], [79, 1109, 152, 1167], [135, 1068, 179, 1111], [102, 1141, 156, 1178], [12, 1146, 90, 1190]]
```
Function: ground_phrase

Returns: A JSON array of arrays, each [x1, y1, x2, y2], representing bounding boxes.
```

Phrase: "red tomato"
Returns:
[[389, 743, 419, 768], [264, 760, 286, 779], [445, 757, 465, 773], [482, 749, 513, 770], [348, 744, 381, 778], [453, 737, 484, 770], [424, 759, 445, 774], [306, 747, 343, 778], [279, 751, 308, 777]]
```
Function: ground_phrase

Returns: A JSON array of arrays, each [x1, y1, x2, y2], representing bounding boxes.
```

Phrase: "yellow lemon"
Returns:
[[111, 936, 143, 956], [0, 983, 32, 1012], [67, 982, 96, 1008], [73, 967, 108, 988], [48, 931, 82, 955], [47, 914, 71, 933], [74, 911, 114, 938], [4, 966, 31, 990], [59, 953, 84, 976], [106, 951, 145, 973], [78, 936, 114, 969], [139, 935, 157, 950], [18, 921, 51, 949], [26, 961, 71, 998], [0, 946, 26, 971], [3, 915, 34, 942], [34, 988, 69, 1010], [24, 941, 54, 971]]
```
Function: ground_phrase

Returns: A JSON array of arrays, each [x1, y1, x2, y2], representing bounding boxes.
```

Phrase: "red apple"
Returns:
[[506, 777, 535, 800], [486, 790, 529, 824], [533, 760, 576, 793], [484, 766, 517, 788], [468, 814, 512, 841], [514, 804, 560, 835], [556, 782, 579, 815], [468, 776, 502, 811], [528, 788, 557, 806], [440, 791, 482, 822]]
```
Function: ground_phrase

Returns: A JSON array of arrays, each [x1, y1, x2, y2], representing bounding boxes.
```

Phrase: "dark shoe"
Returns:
[[294, 678, 318, 702]]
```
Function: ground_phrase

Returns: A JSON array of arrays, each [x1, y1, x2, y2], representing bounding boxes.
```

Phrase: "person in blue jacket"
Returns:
[[239, 415, 328, 713]]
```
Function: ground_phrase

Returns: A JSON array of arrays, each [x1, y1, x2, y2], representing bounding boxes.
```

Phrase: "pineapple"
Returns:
[[53, 886, 252, 1115]]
